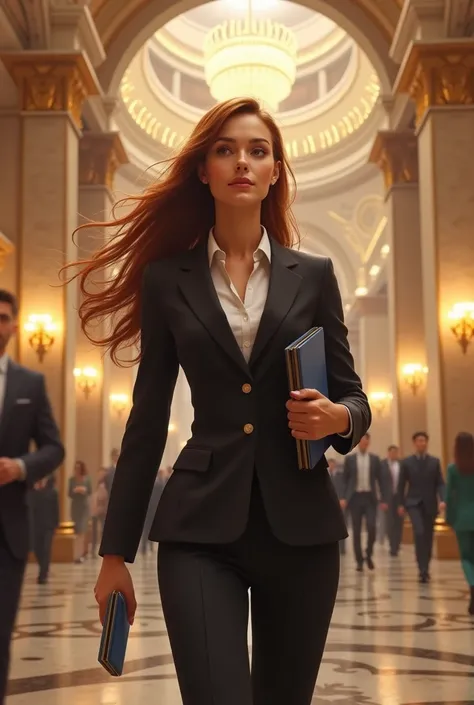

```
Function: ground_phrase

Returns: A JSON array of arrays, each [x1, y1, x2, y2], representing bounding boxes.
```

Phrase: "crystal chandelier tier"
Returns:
[[203, 1, 297, 113]]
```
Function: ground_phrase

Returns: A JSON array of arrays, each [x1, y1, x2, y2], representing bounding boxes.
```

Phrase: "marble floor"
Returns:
[[7, 542, 474, 705]]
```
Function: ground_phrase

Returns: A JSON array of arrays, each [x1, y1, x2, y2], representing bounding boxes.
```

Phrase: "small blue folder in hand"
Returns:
[[285, 326, 330, 471], [98, 591, 130, 676]]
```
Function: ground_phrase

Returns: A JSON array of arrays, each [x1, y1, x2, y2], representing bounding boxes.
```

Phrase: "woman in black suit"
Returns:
[[69, 97, 371, 705]]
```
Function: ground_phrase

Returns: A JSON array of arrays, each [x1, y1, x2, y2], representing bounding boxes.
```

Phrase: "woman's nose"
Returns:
[[236, 159, 249, 172]]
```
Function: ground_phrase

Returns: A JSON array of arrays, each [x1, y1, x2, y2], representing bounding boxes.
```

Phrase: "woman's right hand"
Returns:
[[94, 555, 137, 626]]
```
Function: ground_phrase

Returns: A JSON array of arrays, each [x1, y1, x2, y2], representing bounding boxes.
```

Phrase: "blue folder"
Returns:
[[98, 591, 130, 676], [285, 326, 330, 470]]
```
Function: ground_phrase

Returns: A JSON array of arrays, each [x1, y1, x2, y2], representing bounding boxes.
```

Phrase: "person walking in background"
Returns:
[[328, 457, 347, 555], [0, 289, 64, 705], [30, 473, 59, 584], [140, 466, 173, 556], [341, 433, 389, 572], [397, 431, 445, 583], [90, 468, 109, 557], [445, 432, 474, 613], [68, 461, 92, 564], [104, 448, 119, 496], [382, 444, 404, 557]]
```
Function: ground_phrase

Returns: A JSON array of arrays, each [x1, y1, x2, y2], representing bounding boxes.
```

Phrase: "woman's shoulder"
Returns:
[[284, 245, 330, 273]]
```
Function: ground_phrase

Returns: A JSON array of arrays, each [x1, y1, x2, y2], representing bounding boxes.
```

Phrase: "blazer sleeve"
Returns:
[[318, 258, 371, 454], [99, 264, 179, 563], [397, 459, 408, 507], [19, 374, 65, 488]]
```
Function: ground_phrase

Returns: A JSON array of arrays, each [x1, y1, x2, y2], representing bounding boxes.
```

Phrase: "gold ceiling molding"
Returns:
[[79, 132, 129, 189], [395, 41, 474, 127], [0, 232, 14, 272], [369, 129, 418, 191], [0, 52, 100, 129]]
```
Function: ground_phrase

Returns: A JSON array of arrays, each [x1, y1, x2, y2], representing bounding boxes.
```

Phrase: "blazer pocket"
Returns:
[[173, 447, 212, 473]]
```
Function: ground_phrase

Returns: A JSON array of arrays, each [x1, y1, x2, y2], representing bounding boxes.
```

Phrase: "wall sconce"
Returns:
[[24, 314, 57, 362], [401, 363, 428, 395], [109, 393, 129, 418], [448, 302, 474, 354], [73, 367, 98, 399], [369, 391, 393, 417]]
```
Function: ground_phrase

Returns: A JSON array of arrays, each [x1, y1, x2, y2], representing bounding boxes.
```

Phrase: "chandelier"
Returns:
[[203, 0, 297, 112]]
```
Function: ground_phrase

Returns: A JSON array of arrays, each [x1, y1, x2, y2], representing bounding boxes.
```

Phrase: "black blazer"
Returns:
[[342, 452, 388, 504], [0, 360, 64, 560], [100, 239, 371, 562], [397, 453, 445, 517]]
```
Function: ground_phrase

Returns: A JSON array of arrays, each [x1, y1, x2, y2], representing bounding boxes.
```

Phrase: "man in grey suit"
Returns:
[[0, 290, 64, 705], [397, 431, 445, 583], [381, 444, 404, 557], [341, 433, 389, 571]]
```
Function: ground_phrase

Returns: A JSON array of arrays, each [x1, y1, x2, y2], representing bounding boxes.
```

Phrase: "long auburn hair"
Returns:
[[63, 97, 299, 365], [454, 432, 474, 475]]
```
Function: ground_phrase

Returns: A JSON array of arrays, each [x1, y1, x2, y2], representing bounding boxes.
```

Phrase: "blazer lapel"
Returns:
[[177, 243, 250, 377], [249, 239, 302, 370], [0, 360, 19, 445]]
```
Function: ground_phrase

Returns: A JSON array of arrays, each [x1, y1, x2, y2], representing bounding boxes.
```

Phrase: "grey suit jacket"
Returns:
[[397, 454, 445, 517], [0, 360, 64, 559], [343, 452, 389, 505]]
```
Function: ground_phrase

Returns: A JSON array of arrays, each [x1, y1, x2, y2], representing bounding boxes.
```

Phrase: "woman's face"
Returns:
[[200, 113, 280, 209]]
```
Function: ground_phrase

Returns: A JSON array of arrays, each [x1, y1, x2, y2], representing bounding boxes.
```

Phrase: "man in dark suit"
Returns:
[[342, 433, 389, 571], [397, 431, 445, 583], [328, 457, 347, 555], [30, 473, 60, 584], [104, 448, 119, 495], [381, 444, 404, 557], [0, 290, 64, 704]]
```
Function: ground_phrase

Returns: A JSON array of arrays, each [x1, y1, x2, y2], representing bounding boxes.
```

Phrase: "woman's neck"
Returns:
[[213, 205, 262, 259]]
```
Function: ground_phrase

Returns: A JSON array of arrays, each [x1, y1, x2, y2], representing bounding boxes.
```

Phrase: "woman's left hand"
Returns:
[[286, 389, 349, 440]]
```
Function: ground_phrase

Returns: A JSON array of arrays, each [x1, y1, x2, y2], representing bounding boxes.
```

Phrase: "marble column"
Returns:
[[77, 131, 128, 482], [0, 52, 99, 534], [370, 130, 427, 456], [354, 296, 393, 456], [396, 40, 474, 465]]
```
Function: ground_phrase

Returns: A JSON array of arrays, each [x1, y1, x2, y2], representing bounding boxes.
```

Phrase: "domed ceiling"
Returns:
[[115, 0, 383, 192]]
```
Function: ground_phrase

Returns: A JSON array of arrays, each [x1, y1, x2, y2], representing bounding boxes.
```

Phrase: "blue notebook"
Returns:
[[285, 326, 330, 470], [98, 591, 130, 676]]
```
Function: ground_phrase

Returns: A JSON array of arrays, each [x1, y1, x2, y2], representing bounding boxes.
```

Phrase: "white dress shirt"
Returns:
[[389, 460, 400, 491], [0, 353, 8, 415], [356, 451, 371, 492], [207, 228, 352, 439]]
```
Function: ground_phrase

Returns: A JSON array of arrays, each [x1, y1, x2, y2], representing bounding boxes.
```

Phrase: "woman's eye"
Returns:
[[252, 148, 267, 157], [216, 146, 231, 155]]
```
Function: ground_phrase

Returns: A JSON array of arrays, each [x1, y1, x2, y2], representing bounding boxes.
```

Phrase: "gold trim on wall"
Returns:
[[0, 52, 100, 129], [369, 129, 418, 192], [395, 41, 474, 127], [0, 232, 14, 272], [79, 132, 129, 189]]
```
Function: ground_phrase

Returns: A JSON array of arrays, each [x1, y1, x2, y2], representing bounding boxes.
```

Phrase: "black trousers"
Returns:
[[33, 527, 54, 581], [387, 497, 404, 556], [158, 479, 340, 705], [0, 524, 26, 705], [349, 492, 376, 564], [407, 505, 435, 575]]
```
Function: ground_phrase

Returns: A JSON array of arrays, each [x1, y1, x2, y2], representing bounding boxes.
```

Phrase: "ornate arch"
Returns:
[[91, 0, 401, 96]]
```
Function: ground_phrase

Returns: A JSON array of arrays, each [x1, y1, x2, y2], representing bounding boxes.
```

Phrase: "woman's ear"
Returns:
[[198, 164, 208, 184], [272, 161, 281, 185]]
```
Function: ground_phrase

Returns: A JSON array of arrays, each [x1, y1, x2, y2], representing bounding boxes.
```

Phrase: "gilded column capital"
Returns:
[[369, 129, 418, 192], [395, 40, 474, 126], [0, 231, 14, 272], [0, 51, 100, 129], [79, 132, 129, 189]]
